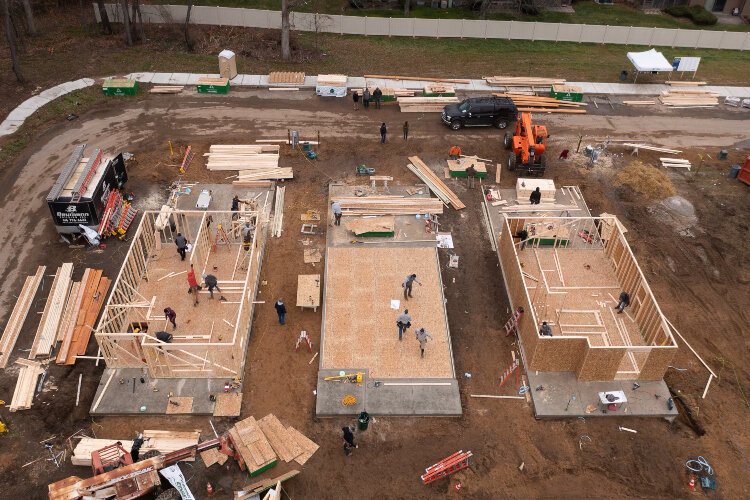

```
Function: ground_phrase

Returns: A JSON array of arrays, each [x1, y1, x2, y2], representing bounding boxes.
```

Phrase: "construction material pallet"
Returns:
[[0, 266, 46, 368], [102, 78, 138, 96], [332, 195, 443, 216], [268, 72, 305, 85], [197, 77, 230, 94]]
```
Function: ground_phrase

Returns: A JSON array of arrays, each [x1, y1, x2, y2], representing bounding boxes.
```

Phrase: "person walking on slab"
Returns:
[[373, 87, 383, 109], [402, 274, 422, 300], [164, 307, 177, 329], [342, 426, 358, 456], [380, 123, 387, 144], [332, 200, 342, 226], [363, 88, 370, 109], [175, 233, 188, 261], [203, 274, 223, 300], [352, 90, 360, 110], [403, 121, 409, 141], [415, 328, 433, 358], [529, 187, 542, 205], [187, 264, 199, 306], [396, 309, 412, 341], [616, 291, 630, 314], [275, 298, 287, 325]]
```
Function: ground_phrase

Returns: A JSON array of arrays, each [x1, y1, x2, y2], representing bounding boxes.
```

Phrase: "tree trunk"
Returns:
[[96, 0, 112, 34], [2, 0, 24, 82], [480, 0, 491, 19], [184, 1, 194, 51], [404, 0, 411, 16], [130, 0, 142, 42], [121, 0, 132, 46], [21, 0, 36, 35], [281, 0, 291, 61]]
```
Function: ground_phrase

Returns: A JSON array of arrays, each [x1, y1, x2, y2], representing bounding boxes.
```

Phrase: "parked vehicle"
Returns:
[[442, 97, 518, 130]]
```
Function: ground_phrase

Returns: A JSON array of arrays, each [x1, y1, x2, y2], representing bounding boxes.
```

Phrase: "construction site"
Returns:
[[0, 63, 748, 499]]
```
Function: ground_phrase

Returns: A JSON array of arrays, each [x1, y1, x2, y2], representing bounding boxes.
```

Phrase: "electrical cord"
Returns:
[[685, 456, 713, 475]]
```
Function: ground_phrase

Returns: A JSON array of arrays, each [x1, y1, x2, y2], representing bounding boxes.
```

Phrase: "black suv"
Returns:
[[442, 97, 518, 131]]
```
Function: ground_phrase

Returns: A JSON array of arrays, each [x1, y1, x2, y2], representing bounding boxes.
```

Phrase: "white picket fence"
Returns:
[[95, 4, 750, 51]]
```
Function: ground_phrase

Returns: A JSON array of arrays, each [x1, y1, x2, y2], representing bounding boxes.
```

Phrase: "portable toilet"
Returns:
[[218, 50, 237, 80]]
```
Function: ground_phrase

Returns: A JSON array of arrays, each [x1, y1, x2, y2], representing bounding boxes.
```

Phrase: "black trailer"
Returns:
[[46, 145, 128, 235]]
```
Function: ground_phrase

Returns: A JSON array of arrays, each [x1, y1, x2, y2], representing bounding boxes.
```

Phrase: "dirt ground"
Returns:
[[0, 90, 748, 499]]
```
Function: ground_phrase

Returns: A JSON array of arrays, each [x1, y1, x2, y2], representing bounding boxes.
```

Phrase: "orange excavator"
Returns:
[[503, 112, 548, 177]]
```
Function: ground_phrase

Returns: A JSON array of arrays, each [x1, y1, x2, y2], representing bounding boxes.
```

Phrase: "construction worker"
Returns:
[[529, 187, 542, 205], [203, 274, 223, 300], [163, 307, 177, 329], [616, 291, 630, 314], [187, 264, 199, 306], [539, 321, 553, 337], [352, 90, 359, 110], [363, 88, 370, 109], [155, 331, 173, 343], [466, 164, 477, 189], [275, 299, 287, 325], [241, 221, 255, 251], [331, 200, 342, 226], [402, 274, 422, 300], [373, 87, 383, 109], [380, 123, 387, 144], [342, 426, 358, 456], [516, 228, 529, 251], [415, 328, 433, 358], [396, 309, 412, 341], [449, 145, 461, 160], [175, 232, 188, 261]]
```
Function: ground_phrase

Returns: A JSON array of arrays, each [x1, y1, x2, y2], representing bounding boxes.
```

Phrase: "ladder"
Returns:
[[213, 224, 231, 251], [179, 145, 194, 174], [420, 451, 473, 485], [499, 358, 520, 388], [504, 307, 524, 337], [71, 149, 103, 202], [295, 331, 313, 352]]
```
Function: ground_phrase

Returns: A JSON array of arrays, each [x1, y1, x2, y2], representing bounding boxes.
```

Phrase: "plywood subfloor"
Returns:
[[213, 392, 242, 417], [322, 246, 453, 378], [166, 396, 194, 414]]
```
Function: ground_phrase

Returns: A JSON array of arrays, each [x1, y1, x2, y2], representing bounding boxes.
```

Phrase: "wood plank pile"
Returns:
[[0, 266, 46, 368], [9, 359, 44, 411], [659, 89, 719, 108], [197, 77, 229, 86], [398, 96, 459, 112], [56, 269, 111, 365], [331, 196, 444, 215], [424, 83, 455, 94], [363, 74, 470, 84], [623, 100, 656, 106], [29, 263, 73, 359], [492, 93, 587, 113], [407, 156, 466, 210], [345, 216, 396, 235], [660, 157, 692, 170], [622, 143, 681, 154], [149, 85, 184, 94], [272, 186, 285, 238], [268, 72, 305, 85], [665, 81, 706, 86], [229, 416, 278, 475], [71, 430, 201, 466], [484, 76, 565, 88], [204, 144, 290, 180], [236, 470, 300, 500], [316, 74, 347, 86]]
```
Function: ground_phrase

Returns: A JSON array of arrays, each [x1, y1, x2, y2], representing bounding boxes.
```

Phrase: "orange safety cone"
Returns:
[[688, 476, 695, 491], [207, 481, 214, 496]]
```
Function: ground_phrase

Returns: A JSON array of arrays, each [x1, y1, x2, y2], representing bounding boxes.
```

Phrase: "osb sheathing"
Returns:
[[531, 337, 588, 372], [498, 229, 538, 356], [577, 348, 626, 381], [638, 348, 677, 380]]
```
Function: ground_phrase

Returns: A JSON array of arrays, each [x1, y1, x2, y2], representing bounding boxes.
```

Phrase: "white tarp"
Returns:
[[627, 49, 674, 72], [160, 465, 195, 500]]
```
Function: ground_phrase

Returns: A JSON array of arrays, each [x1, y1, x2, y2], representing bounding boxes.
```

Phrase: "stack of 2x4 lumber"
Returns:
[[149, 85, 184, 94], [398, 96, 459, 113], [484, 76, 565, 88], [272, 186, 285, 237], [352, 87, 416, 97], [9, 359, 44, 411], [665, 81, 707, 86], [363, 74, 470, 84], [0, 266, 46, 368], [407, 156, 465, 210], [622, 143, 681, 154], [659, 89, 719, 108], [56, 269, 111, 365], [492, 93, 587, 114], [660, 157, 692, 170], [71, 430, 201, 466], [331, 195, 444, 215], [516, 178, 556, 203], [28, 263, 73, 359]]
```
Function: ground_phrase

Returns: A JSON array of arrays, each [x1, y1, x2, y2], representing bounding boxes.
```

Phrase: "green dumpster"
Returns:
[[550, 84, 583, 102], [197, 77, 230, 94], [102, 78, 138, 96]]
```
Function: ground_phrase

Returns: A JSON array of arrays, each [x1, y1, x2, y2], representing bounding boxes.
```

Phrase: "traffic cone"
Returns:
[[207, 481, 214, 496], [688, 476, 695, 491]]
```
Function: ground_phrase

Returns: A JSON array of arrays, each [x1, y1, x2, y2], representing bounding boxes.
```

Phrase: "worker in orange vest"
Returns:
[[449, 145, 462, 160]]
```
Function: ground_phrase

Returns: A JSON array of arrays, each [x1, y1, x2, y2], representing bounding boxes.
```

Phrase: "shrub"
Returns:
[[664, 5, 717, 26]]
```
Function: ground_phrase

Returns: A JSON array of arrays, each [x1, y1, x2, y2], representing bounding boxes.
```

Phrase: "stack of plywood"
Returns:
[[407, 156, 465, 210], [492, 93, 587, 114], [0, 266, 46, 368], [484, 76, 565, 88], [29, 263, 73, 359], [149, 85, 184, 94], [268, 72, 305, 85], [344, 216, 396, 236], [71, 430, 201, 466], [659, 89, 719, 108], [316, 74, 347, 86], [332, 196, 444, 215], [516, 178, 556, 203], [398, 96, 459, 112], [9, 359, 44, 411], [56, 269, 110, 365], [229, 416, 279, 476], [205, 144, 291, 180]]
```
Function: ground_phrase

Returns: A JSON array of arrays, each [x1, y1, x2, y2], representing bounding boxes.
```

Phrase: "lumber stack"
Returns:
[[0, 266, 46, 368], [659, 89, 719, 108], [363, 74, 470, 84], [272, 186, 285, 237], [268, 72, 305, 85], [206, 144, 291, 180], [660, 157, 692, 171], [229, 416, 278, 475], [424, 83, 455, 95], [484, 76, 565, 88], [29, 264, 73, 359], [623, 100, 656, 106], [492, 93, 587, 114], [149, 85, 184, 94], [316, 74, 347, 86], [56, 269, 110, 365], [622, 143, 681, 154], [352, 87, 416, 98], [345, 216, 396, 235], [407, 156, 465, 210], [516, 178, 556, 203], [398, 96, 459, 112], [666, 81, 706, 86], [71, 430, 201, 466], [331, 196, 444, 215], [9, 359, 44, 411]]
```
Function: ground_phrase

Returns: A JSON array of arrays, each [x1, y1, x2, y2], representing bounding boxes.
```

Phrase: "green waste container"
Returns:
[[718, 150, 728, 160], [102, 78, 138, 96], [550, 84, 583, 102], [357, 411, 370, 431]]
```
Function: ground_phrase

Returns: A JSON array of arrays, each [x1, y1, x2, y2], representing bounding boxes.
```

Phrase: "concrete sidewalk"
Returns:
[[2, 73, 749, 137]]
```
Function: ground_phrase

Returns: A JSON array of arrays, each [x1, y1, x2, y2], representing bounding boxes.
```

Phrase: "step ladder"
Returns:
[[295, 331, 313, 352], [504, 307, 524, 337], [179, 145, 194, 174], [420, 451, 473, 485], [213, 224, 231, 251]]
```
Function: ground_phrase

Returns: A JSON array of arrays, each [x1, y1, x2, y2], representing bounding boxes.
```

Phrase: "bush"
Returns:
[[664, 5, 717, 26]]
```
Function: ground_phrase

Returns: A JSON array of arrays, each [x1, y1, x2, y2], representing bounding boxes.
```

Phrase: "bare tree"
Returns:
[[96, 0, 112, 34], [479, 0, 491, 19], [21, 0, 35, 35], [184, 1, 194, 51], [281, 0, 306, 61], [2, 0, 23, 82], [404, 0, 411, 16], [121, 0, 132, 46], [131, 0, 143, 42]]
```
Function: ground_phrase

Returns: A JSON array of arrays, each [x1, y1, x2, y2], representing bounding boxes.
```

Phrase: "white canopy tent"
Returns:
[[627, 49, 674, 82]]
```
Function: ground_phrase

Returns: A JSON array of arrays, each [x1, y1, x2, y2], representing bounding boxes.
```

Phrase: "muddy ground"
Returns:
[[0, 91, 748, 499]]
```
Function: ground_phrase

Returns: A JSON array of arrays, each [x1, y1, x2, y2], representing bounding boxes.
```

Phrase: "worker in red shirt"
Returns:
[[187, 264, 199, 306]]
